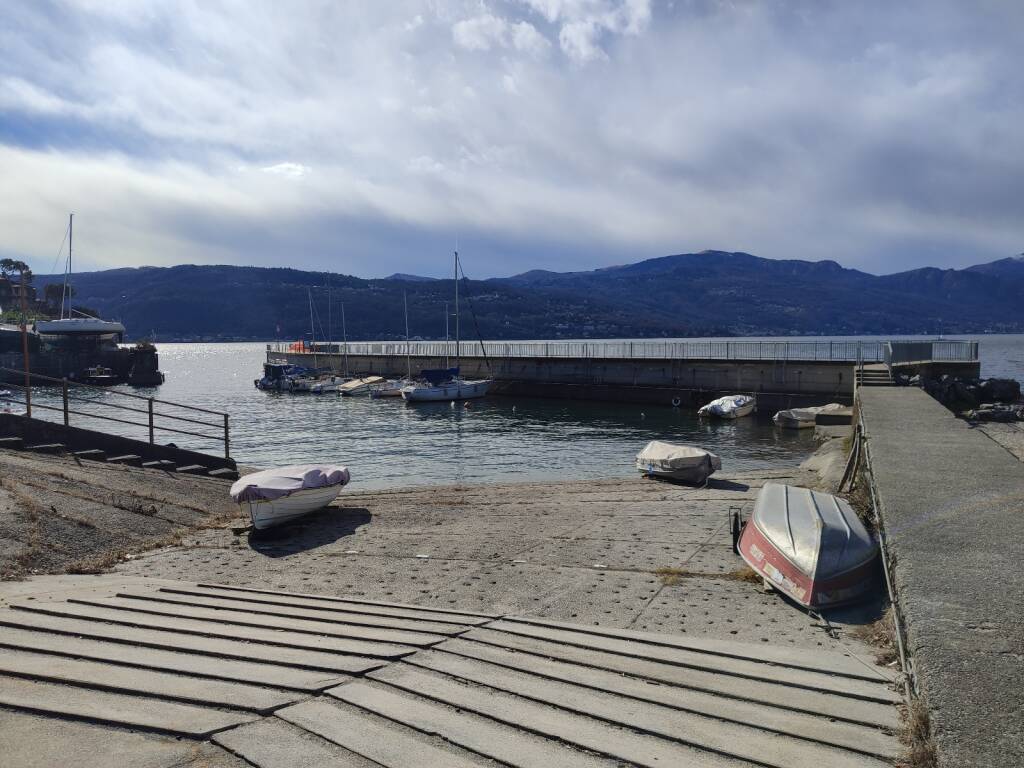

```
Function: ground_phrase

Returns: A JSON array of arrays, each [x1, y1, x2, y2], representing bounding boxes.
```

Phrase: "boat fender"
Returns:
[[671, 396, 681, 407]]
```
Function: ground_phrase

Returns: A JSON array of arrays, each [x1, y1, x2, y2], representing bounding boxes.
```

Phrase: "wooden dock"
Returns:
[[0, 575, 901, 768]]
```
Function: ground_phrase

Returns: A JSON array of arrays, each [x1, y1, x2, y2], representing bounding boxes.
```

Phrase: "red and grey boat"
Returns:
[[737, 483, 878, 609]]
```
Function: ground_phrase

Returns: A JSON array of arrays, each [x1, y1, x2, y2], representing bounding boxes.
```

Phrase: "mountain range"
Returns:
[[31, 250, 1024, 341]]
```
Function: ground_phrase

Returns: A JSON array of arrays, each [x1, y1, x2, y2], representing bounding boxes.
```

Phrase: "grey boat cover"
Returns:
[[635, 441, 722, 472], [773, 402, 845, 424], [230, 465, 350, 503], [752, 483, 876, 578]]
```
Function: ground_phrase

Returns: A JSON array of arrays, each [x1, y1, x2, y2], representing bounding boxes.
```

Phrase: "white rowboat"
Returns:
[[230, 465, 351, 531], [773, 403, 846, 429]]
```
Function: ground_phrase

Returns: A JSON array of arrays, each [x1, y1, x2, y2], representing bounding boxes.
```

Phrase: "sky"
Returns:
[[1, 0, 1022, 279]]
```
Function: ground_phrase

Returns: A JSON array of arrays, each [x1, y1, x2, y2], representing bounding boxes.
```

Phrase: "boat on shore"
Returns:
[[737, 483, 878, 609], [773, 403, 846, 429], [230, 464, 351, 530], [698, 394, 756, 419], [636, 441, 721, 485]]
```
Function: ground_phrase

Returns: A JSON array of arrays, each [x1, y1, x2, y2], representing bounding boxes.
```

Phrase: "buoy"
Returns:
[[450, 401, 455, 407], [641, 412, 646, 419], [671, 397, 681, 407]]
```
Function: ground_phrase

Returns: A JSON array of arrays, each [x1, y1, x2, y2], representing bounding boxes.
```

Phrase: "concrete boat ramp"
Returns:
[[0, 574, 900, 767]]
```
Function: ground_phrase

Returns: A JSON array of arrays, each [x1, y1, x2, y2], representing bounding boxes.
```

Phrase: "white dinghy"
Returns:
[[230, 464, 351, 531], [636, 441, 721, 485], [697, 394, 756, 419], [773, 403, 846, 429]]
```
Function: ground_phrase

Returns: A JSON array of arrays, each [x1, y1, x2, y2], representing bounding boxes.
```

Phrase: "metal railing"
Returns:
[[0, 367, 231, 458], [884, 340, 979, 368], [268, 339, 980, 364]]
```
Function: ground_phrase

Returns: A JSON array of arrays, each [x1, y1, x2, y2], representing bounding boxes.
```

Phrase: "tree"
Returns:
[[0, 258, 32, 283], [44, 283, 74, 311]]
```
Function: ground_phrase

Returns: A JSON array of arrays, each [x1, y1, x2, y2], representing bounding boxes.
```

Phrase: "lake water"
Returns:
[[20, 334, 1024, 490]]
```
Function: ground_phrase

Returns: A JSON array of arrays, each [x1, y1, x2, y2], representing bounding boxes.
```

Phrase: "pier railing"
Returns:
[[269, 339, 980, 364], [884, 340, 979, 368], [0, 367, 231, 458]]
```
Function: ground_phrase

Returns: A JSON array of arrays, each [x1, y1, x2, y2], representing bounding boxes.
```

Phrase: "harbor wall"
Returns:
[[271, 350, 857, 408], [858, 387, 1024, 767]]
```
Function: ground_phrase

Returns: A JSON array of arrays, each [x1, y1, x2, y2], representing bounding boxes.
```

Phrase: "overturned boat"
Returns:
[[230, 464, 351, 530], [738, 483, 878, 609], [698, 394, 756, 419], [773, 403, 846, 429], [636, 441, 721, 484]]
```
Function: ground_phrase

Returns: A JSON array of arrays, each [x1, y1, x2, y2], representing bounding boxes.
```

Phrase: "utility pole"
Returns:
[[19, 269, 31, 417]]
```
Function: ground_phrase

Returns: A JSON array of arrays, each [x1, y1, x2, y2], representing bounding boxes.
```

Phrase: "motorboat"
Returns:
[[773, 403, 847, 429], [636, 441, 721, 484], [371, 379, 415, 398], [229, 464, 351, 531], [697, 394, 756, 419], [255, 363, 316, 391], [737, 483, 878, 609], [339, 375, 385, 396], [310, 375, 349, 394], [83, 365, 118, 386], [401, 367, 491, 402]]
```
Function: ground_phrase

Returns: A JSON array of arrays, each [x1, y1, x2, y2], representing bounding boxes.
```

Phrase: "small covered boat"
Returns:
[[738, 483, 878, 609], [636, 441, 721, 484], [773, 403, 846, 429], [371, 379, 415, 398], [339, 375, 385, 396], [697, 394, 755, 419], [230, 464, 351, 530]]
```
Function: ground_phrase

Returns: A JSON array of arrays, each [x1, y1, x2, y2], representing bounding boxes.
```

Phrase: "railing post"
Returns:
[[62, 378, 69, 426], [148, 398, 155, 444], [224, 414, 231, 459]]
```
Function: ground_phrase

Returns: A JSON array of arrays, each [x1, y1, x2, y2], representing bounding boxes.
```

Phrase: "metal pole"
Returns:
[[341, 302, 348, 377], [454, 250, 460, 374], [19, 270, 31, 418], [404, 291, 412, 380], [63, 379, 69, 426], [148, 397, 155, 443], [223, 414, 230, 459]]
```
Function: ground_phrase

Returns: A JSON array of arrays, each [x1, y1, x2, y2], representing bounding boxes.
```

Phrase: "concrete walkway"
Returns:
[[0, 575, 900, 768], [859, 388, 1024, 768]]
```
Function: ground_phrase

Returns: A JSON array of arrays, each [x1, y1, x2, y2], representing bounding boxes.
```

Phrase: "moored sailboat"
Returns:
[[402, 250, 492, 402]]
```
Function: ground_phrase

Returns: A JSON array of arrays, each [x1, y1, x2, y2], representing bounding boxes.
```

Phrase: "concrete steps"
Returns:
[[0, 438, 234, 479], [0, 577, 903, 768], [855, 365, 894, 388]]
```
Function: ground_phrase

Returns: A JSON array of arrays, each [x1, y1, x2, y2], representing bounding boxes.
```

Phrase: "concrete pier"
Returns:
[[269, 338, 979, 408], [859, 387, 1024, 768]]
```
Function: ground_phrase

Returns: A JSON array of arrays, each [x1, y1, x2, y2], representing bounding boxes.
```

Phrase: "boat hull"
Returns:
[[738, 519, 877, 608], [402, 379, 491, 401], [243, 485, 341, 530], [697, 395, 756, 419]]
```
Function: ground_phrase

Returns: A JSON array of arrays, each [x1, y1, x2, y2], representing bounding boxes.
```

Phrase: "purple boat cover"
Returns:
[[230, 464, 350, 503]]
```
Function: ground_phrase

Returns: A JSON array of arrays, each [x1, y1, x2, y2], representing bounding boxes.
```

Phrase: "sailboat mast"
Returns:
[[341, 302, 349, 377], [404, 291, 412, 380], [308, 288, 318, 369], [63, 213, 74, 320], [454, 250, 460, 374], [444, 302, 449, 368]]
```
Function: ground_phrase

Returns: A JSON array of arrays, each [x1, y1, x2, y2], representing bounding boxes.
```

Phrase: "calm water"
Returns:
[[22, 335, 1024, 490]]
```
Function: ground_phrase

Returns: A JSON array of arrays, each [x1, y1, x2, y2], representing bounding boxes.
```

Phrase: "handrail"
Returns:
[[0, 367, 231, 458], [266, 338, 980, 364]]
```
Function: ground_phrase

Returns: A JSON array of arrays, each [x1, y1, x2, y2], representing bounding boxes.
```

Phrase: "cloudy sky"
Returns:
[[2, 0, 1022, 278]]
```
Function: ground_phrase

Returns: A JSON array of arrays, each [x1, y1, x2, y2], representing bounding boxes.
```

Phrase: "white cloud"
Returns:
[[1, 1, 1022, 279], [452, 14, 509, 51], [261, 162, 311, 178]]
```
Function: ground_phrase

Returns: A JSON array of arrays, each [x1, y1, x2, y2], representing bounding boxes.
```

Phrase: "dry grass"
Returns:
[[64, 529, 185, 575], [849, 605, 899, 666], [722, 565, 762, 584], [897, 697, 938, 768], [654, 567, 694, 586]]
